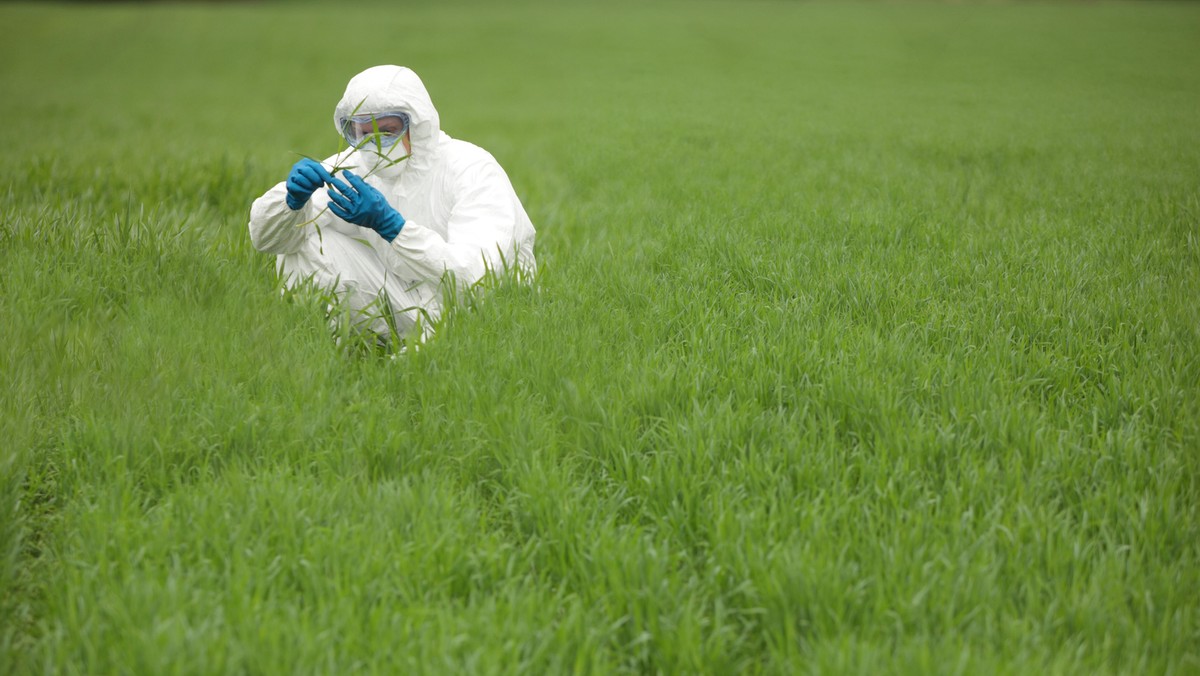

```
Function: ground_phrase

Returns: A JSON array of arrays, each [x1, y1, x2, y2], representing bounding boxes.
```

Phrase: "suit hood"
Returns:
[[333, 65, 442, 173]]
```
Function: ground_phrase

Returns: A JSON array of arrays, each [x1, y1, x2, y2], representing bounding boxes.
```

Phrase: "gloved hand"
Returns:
[[285, 158, 335, 211], [326, 171, 406, 242]]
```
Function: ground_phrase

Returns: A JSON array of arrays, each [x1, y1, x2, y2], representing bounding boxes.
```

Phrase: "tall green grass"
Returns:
[[2, 1, 1198, 673]]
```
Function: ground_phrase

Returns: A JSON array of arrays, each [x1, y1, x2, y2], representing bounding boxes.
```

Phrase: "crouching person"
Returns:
[[248, 65, 537, 345]]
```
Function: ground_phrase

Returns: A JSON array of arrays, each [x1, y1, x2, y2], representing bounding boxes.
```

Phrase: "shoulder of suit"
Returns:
[[444, 138, 498, 166]]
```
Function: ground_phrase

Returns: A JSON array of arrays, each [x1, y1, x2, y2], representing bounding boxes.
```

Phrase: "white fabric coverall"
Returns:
[[248, 65, 537, 337]]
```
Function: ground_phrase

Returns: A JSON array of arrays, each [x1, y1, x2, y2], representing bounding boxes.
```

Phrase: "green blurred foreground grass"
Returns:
[[2, 1, 1198, 673]]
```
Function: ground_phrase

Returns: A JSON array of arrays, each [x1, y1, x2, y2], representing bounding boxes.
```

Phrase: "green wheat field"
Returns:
[[2, 1, 1198, 673]]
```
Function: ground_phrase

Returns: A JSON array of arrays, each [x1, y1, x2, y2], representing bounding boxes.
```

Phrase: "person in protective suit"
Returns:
[[249, 65, 537, 341]]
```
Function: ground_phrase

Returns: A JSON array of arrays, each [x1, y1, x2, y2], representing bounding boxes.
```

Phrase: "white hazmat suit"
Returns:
[[249, 65, 537, 338]]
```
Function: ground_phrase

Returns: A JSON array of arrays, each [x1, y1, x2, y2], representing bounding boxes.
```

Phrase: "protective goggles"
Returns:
[[338, 111, 411, 149]]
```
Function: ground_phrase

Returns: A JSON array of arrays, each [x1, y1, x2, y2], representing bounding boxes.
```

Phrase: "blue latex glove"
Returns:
[[326, 171, 406, 242], [285, 158, 335, 210]]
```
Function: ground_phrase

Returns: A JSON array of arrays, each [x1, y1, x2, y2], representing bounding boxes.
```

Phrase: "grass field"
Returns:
[[2, 0, 1198, 673]]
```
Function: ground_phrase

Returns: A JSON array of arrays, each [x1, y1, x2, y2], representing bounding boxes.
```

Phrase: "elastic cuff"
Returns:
[[378, 213, 405, 243]]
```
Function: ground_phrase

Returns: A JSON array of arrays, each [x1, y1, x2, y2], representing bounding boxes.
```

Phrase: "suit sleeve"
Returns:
[[387, 159, 525, 288]]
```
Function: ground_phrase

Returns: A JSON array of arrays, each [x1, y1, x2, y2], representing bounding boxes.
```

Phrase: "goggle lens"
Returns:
[[340, 112, 410, 148]]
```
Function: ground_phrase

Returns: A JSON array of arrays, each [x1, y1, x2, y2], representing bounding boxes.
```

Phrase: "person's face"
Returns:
[[354, 116, 411, 153]]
